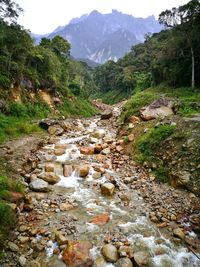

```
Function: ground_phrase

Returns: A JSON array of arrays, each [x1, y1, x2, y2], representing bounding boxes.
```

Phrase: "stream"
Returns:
[[8, 110, 200, 267]]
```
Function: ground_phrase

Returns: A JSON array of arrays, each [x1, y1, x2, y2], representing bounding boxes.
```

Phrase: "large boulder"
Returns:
[[140, 98, 174, 121], [39, 119, 57, 130], [29, 178, 49, 192], [38, 172, 60, 184], [101, 110, 113, 120], [101, 244, 119, 263], [63, 240, 93, 267]]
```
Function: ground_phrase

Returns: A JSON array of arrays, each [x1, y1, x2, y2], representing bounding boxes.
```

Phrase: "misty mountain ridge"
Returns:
[[33, 10, 162, 64]]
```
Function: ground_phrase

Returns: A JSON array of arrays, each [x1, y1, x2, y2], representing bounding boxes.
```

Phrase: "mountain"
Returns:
[[33, 10, 162, 64]]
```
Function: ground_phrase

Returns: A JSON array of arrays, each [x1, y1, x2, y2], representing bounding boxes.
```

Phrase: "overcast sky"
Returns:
[[16, 0, 189, 34]]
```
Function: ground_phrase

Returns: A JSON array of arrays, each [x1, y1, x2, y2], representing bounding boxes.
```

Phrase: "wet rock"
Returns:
[[18, 256, 27, 267], [63, 165, 73, 177], [38, 172, 60, 184], [89, 137, 98, 144], [92, 130, 105, 139], [116, 258, 133, 267], [60, 202, 74, 211], [101, 110, 113, 120], [80, 147, 95, 155], [8, 241, 19, 252], [133, 251, 149, 266], [92, 172, 101, 179], [101, 244, 119, 263], [90, 214, 110, 225], [45, 163, 54, 172], [94, 144, 102, 153], [48, 125, 64, 136], [63, 240, 93, 267], [74, 165, 89, 177], [173, 228, 185, 240], [101, 183, 115, 196], [54, 148, 66, 156], [55, 231, 68, 245], [29, 178, 49, 192], [140, 98, 174, 121]]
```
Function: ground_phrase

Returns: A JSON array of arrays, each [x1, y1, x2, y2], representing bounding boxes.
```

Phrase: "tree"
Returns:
[[0, 0, 22, 22], [159, 0, 200, 89]]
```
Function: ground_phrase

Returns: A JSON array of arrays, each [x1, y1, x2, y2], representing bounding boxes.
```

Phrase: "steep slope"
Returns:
[[89, 29, 139, 63]]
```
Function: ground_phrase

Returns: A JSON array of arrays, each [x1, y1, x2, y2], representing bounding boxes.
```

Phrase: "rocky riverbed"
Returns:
[[0, 105, 200, 267]]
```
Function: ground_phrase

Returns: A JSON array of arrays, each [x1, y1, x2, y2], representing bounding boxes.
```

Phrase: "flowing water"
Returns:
[[35, 115, 199, 267]]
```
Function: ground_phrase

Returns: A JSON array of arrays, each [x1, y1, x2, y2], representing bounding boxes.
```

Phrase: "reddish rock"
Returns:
[[63, 240, 93, 267], [116, 145, 124, 152], [91, 214, 110, 225], [80, 147, 95, 155], [63, 165, 73, 177], [3, 191, 24, 203]]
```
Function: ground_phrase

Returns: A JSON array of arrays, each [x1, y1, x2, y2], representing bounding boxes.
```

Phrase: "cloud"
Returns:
[[16, 0, 189, 34]]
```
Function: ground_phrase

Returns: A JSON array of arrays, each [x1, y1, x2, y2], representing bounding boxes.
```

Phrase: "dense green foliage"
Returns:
[[94, 0, 200, 101]]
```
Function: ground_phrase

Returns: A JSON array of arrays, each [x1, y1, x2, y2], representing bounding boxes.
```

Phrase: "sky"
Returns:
[[16, 0, 189, 34]]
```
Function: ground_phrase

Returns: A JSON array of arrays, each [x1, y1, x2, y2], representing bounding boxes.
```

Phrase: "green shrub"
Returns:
[[0, 175, 24, 199], [154, 164, 169, 183], [0, 202, 16, 248], [8, 103, 28, 117], [135, 124, 176, 163]]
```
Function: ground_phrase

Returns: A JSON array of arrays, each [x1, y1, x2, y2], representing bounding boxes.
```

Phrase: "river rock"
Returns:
[[140, 98, 174, 121], [80, 147, 95, 155], [48, 125, 64, 136], [54, 148, 66, 156], [63, 240, 93, 267], [101, 183, 115, 196], [101, 244, 119, 262], [94, 257, 106, 267], [74, 165, 89, 177], [173, 228, 185, 240], [8, 241, 19, 252], [55, 231, 68, 245], [101, 110, 113, 120], [91, 214, 110, 225], [45, 255, 66, 267], [18, 256, 27, 266], [133, 251, 149, 266], [60, 202, 73, 211], [38, 172, 60, 184], [45, 163, 54, 172], [29, 178, 49, 192], [92, 130, 105, 139], [116, 258, 133, 267], [93, 172, 101, 179], [102, 148, 111, 155], [63, 165, 73, 177]]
